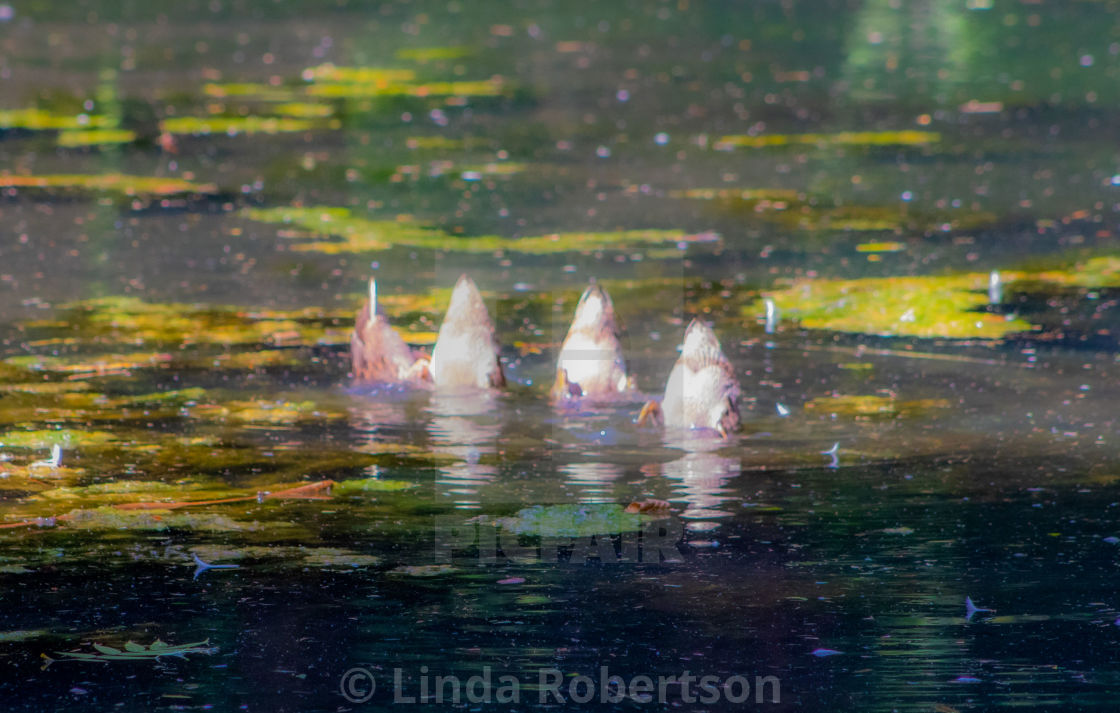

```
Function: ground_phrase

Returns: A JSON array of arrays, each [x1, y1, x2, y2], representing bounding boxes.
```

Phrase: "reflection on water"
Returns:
[[652, 436, 742, 534], [428, 390, 500, 509], [2, 1, 1120, 711], [560, 461, 623, 504]]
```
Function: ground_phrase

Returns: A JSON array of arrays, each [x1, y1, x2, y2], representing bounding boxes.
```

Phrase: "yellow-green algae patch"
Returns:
[[0, 429, 119, 449], [33, 479, 236, 506], [0, 174, 216, 196], [494, 504, 657, 538], [757, 256, 1120, 339], [4, 351, 174, 375], [396, 46, 474, 62], [672, 188, 996, 233], [0, 108, 117, 131], [758, 273, 1033, 339], [388, 564, 458, 577], [26, 296, 351, 350], [159, 116, 323, 136], [188, 398, 345, 425], [714, 130, 939, 149], [55, 129, 137, 147], [244, 205, 708, 255], [273, 102, 335, 118], [804, 394, 952, 419], [334, 477, 418, 495], [58, 507, 256, 532], [189, 545, 381, 569]]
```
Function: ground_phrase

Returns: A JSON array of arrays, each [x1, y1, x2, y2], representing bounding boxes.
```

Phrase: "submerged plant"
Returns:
[[45, 639, 217, 664]]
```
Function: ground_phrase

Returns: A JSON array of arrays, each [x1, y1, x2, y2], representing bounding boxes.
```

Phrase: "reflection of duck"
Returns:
[[350, 278, 431, 385], [653, 445, 741, 533], [638, 320, 741, 437], [428, 390, 500, 510], [430, 275, 506, 390], [552, 283, 634, 402]]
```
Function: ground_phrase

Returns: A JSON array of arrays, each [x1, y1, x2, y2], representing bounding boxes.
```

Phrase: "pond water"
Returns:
[[2, 0, 1120, 710]]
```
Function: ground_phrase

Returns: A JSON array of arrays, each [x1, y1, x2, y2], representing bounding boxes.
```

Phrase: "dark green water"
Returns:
[[2, 1, 1120, 711]]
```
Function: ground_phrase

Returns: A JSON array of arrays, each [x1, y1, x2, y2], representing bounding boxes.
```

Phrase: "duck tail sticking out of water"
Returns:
[[640, 319, 741, 437], [429, 274, 506, 389], [351, 278, 430, 385], [552, 282, 633, 402]]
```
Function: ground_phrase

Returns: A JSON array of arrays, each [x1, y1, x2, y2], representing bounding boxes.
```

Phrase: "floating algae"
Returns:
[[0, 108, 117, 131], [714, 130, 939, 149], [58, 507, 253, 532], [0, 173, 216, 197], [0, 429, 119, 449], [395, 46, 474, 62], [388, 564, 458, 577], [244, 205, 710, 255], [188, 398, 346, 425], [56, 129, 137, 147], [755, 255, 1120, 339], [495, 504, 657, 538], [334, 477, 418, 495], [21, 296, 350, 350], [159, 116, 323, 136], [755, 273, 1035, 339], [804, 394, 952, 420]]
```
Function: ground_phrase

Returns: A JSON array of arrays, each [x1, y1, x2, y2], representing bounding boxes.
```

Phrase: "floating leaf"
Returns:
[[123, 642, 146, 652], [51, 638, 215, 663]]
